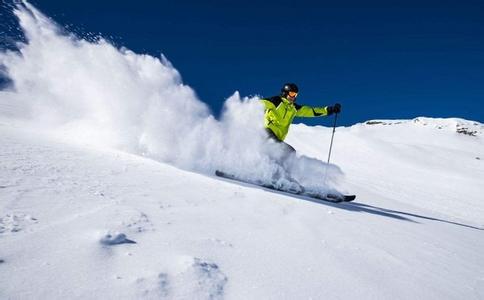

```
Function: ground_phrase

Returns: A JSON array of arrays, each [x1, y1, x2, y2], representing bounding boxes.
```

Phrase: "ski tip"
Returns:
[[324, 193, 356, 203], [344, 195, 356, 202]]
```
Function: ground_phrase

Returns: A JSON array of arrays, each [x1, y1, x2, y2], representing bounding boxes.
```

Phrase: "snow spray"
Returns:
[[0, 1, 343, 194]]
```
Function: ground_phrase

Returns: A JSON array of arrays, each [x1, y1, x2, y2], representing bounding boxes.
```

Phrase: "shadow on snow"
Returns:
[[216, 175, 483, 231]]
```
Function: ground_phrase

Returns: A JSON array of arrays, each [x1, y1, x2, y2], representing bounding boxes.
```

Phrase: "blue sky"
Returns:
[[2, 0, 484, 126]]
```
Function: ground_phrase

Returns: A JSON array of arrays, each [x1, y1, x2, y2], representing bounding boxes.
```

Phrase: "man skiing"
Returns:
[[216, 83, 356, 203], [261, 83, 341, 157]]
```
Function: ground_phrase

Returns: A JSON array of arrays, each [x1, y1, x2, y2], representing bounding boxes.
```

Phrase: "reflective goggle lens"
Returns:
[[288, 91, 298, 97]]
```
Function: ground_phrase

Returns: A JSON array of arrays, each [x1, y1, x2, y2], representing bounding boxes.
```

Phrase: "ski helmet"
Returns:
[[281, 83, 299, 96]]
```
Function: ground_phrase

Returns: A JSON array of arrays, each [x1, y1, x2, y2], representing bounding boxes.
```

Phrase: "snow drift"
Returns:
[[0, 1, 343, 194]]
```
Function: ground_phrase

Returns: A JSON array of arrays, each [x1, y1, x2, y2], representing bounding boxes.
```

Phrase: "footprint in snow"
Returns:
[[123, 212, 154, 233], [136, 273, 170, 298], [176, 257, 228, 299], [100, 232, 136, 246], [0, 213, 38, 235], [135, 257, 227, 299]]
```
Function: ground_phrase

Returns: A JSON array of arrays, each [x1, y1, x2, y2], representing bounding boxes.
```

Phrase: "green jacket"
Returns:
[[261, 96, 330, 141]]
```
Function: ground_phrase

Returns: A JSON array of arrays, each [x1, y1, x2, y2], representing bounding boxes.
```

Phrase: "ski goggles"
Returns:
[[288, 91, 298, 97]]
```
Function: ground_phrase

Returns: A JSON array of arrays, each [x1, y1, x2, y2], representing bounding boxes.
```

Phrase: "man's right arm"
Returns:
[[261, 99, 278, 125]]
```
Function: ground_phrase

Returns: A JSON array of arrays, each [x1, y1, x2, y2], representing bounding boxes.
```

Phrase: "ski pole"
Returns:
[[323, 112, 338, 186], [326, 112, 338, 165]]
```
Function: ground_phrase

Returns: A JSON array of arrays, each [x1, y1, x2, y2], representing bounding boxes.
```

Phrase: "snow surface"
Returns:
[[1, 115, 483, 300], [1, 2, 484, 299]]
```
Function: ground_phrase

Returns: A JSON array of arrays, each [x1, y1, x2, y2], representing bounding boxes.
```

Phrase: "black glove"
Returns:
[[327, 103, 342, 115]]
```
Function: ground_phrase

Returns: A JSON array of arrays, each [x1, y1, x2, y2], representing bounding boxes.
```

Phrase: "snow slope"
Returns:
[[1, 1, 484, 299], [288, 118, 484, 224], [1, 118, 483, 299]]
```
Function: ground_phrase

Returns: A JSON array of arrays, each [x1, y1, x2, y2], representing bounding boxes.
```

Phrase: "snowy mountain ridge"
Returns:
[[364, 117, 483, 136]]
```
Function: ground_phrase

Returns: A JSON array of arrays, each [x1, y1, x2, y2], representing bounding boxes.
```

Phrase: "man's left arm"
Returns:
[[295, 103, 341, 117]]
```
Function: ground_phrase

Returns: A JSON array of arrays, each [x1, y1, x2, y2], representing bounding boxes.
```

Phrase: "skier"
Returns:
[[216, 83, 356, 202], [261, 83, 341, 159]]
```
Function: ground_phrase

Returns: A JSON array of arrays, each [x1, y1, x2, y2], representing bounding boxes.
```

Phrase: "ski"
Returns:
[[215, 170, 356, 203]]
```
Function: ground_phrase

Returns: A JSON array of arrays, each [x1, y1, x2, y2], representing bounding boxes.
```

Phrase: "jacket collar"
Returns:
[[281, 97, 295, 105]]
